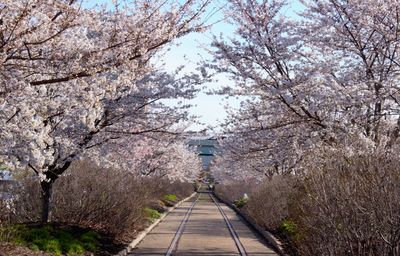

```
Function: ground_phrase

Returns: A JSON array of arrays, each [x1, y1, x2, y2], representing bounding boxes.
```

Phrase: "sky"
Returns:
[[161, 1, 237, 132]]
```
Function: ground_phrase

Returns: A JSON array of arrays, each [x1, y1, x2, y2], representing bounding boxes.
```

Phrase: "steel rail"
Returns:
[[165, 194, 199, 256], [210, 194, 248, 256]]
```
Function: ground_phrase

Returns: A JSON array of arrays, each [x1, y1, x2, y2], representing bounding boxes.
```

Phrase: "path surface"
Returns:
[[130, 192, 278, 256]]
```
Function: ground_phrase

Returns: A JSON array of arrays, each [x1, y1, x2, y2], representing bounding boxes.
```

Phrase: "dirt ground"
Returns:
[[0, 242, 53, 256]]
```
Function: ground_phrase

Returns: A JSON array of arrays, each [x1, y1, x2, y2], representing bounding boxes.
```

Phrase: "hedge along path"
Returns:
[[115, 192, 197, 256], [214, 192, 286, 255]]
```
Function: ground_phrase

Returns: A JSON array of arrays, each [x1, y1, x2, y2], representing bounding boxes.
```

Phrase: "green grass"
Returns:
[[162, 194, 178, 202], [144, 208, 162, 221], [0, 224, 100, 255]]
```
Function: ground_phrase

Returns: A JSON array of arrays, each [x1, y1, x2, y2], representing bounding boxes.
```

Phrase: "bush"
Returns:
[[2, 173, 43, 224], [161, 194, 178, 207], [245, 175, 297, 230], [293, 152, 400, 256], [165, 181, 194, 200], [0, 187, 14, 225], [51, 161, 154, 242], [233, 197, 248, 208], [215, 182, 254, 204], [278, 219, 299, 239], [162, 194, 178, 202], [144, 208, 161, 221], [51, 161, 195, 242], [239, 151, 400, 256]]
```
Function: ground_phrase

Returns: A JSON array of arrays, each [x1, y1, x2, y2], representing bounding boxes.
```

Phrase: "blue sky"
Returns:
[[161, 1, 237, 132]]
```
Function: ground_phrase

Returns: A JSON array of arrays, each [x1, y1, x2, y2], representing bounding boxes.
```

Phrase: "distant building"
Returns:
[[188, 137, 219, 171]]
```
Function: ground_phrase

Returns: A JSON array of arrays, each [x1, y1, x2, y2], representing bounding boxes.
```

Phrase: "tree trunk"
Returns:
[[40, 179, 54, 223], [37, 162, 72, 223]]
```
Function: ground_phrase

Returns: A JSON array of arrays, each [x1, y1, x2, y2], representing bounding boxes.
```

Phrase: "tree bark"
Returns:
[[38, 162, 72, 223], [40, 179, 54, 223]]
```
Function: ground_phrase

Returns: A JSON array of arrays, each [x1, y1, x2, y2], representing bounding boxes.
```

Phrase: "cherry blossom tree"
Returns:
[[133, 139, 202, 182], [208, 0, 332, 179], [208, 0, 400, 180], [92, 131, 202, 182], [0, 0, 210, 222], [301, 0, 400, 145]]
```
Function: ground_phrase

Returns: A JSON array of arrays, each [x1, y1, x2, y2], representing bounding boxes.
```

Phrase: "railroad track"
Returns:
[[165, 192, 248, 256]]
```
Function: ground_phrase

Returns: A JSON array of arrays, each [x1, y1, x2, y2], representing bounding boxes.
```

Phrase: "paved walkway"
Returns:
[[130, 193, 277, 256]]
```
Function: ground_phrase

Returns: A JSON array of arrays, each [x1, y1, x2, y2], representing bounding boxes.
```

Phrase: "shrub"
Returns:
[[245, 175, 297, 230], [2, 173, 43, 224], [215, 182, 254, 204], [144, 208, 161, 221], [163, 181, 194, 200], [51, 161, 152, 242], [163, 194, 177, 202], [278, 219, 298, 239], [233, 197, 248, 208], [293, 152, 400, 256], [148, 200, 167, 213]]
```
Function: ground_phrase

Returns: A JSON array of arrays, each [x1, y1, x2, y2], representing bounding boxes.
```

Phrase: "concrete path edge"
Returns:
[[115, 192, 197, 256], [213, 192, 286, 256]]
